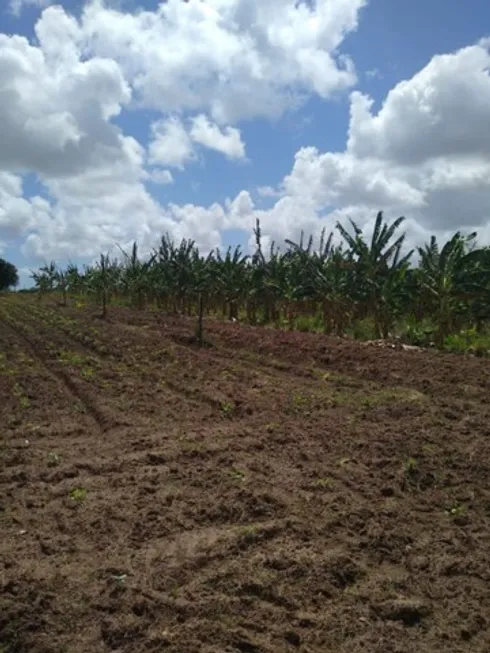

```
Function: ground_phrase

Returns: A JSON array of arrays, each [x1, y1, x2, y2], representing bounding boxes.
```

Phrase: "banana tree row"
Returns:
[[31, 212, 490, 345]]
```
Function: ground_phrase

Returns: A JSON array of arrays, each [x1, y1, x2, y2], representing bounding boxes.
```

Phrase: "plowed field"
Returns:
[[1, 296, 490, 653]]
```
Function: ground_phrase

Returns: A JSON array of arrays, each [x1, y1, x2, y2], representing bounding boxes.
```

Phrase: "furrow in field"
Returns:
[[0, 311, 107, 433]]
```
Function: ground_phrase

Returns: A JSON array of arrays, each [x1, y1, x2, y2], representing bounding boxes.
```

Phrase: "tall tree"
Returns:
[[0, 258, 19, 291]]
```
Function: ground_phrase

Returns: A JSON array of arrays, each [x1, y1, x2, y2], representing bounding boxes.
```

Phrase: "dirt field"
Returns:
[[1, 295, 490, 653]]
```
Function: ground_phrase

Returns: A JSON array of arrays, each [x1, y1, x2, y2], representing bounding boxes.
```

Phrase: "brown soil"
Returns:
[[1, 296, 490, 653]]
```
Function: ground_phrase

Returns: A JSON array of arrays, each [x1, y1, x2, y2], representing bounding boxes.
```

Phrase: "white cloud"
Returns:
[[148, 117, 195, 169], [0, 0, 366, 263], [257, 185, 282, 198], [348, 42, 490, 165], [80, 0, 364, 122], [148, 114, 245, 168], [224, 40, 490, 247], [167, 201, 226, 253], [0, 13, 132, 179], [8, 0, 51, 17], [1, 2, 490, 269], [147, 169, 174, 185], [0, 172, 44, 239], [190, 115, 246, 159]]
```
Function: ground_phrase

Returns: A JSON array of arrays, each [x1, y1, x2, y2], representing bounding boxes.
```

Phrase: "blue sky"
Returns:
[[1, 0, 490, 286]]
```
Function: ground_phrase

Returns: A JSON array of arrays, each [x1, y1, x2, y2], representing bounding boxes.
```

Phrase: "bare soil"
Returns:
[[1, 296, 490, 653]]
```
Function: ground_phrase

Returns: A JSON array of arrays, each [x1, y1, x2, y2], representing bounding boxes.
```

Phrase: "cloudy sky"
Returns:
[[1, 0, 490, 286]]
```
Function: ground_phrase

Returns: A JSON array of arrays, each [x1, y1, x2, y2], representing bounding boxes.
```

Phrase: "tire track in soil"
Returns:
[[130, 518, 289, 592], [0, 314, 108, 433]]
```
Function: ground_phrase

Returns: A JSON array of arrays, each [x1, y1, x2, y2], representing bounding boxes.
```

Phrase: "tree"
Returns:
[[0, 258, 19, 291]]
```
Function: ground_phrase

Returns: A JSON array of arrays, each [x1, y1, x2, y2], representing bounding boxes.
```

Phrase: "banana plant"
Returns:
[[213, 245, 249, 320], [336, 211, 409, 337], [417, 232, 488, 346]]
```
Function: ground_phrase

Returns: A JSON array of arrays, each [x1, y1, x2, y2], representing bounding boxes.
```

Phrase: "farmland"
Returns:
[[1, 294, 490, 653]]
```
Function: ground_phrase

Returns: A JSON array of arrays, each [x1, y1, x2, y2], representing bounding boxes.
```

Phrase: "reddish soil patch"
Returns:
[[1, 297, 490, 653]]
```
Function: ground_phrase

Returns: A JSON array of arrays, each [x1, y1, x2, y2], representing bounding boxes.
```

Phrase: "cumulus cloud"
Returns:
[[237, 39, 490, 247], [81, 0, 364, 122], [257, 185, 282, 198], [348, 42, 490, 165], [148, 117, 195, 169], [0, 173, 34, 239], [0, 0, 366, 262], [1, 1, 490, 268], [148, 114, 245, 168], [0, 15, 132, 179], [190, 115, 246, 160]]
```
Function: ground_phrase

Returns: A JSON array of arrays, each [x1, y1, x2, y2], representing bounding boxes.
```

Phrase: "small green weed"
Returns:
[[399, 318, 436, 347], [81, 367, 95, 380], [220, 401, 235, 417], [69, 487, 87, 502], [58, 349, 85, 366], [294, 314, 323, 333], [169, 581, 179, 599], [0, 361, 15, 376], [12, 383, 30, 409], [73, 400, 87, 414], [445, 502, 466, 518], [228, 467, 246, 482], [15, 352, 34, 365], [266, 422, 279, 433], [361, 387, 425, 408], [19, 396, 30, 409], [404, 457, 418, 475], [289, 392, 312, 415], [444, 329, 490, 356], [314, 476, 334, 489], [238, 524, 258, 537], [349, 317, 377, 341], [111, 573, 127, 588], [48, 452, 62, 467]]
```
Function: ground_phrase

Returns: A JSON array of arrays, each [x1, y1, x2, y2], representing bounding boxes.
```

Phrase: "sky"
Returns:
[[1, 0, 490, 287]]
